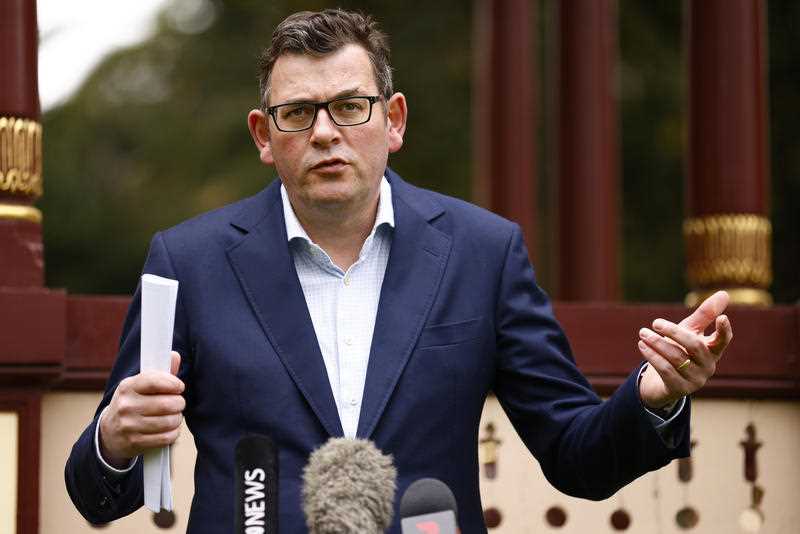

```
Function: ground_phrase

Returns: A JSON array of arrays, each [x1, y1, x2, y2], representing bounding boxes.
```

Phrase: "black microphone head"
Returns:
[[235, 434, 278, 534], [302, 438, 396, 534], [399, 478, 458, 519]]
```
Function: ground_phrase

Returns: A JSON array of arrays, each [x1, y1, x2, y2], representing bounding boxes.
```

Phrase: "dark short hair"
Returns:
[[257, 9, 393, 110]]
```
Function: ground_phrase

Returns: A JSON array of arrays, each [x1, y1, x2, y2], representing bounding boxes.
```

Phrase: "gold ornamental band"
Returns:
[[684, 213, 771, 289], [685, 288, 772, 307], [0, 117, 43, 199], [0, 204, 42, 223]]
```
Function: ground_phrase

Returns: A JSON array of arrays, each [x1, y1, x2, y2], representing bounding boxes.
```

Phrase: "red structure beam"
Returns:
[[557, 0, 620, 302], [685, 0, 772, 305], [6, 294, 791, 398], [0, 0, 39, 119], [0, 0, 44, 286], [473, 0, 538, 256], [687, 0, 769, 216], [0, 2, 45, 531], [0, 390, 40, 534]]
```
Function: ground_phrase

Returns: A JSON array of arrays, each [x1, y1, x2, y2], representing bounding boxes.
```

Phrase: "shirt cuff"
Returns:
[[637, 363, 686, 430], [95, 406, 138, 475]]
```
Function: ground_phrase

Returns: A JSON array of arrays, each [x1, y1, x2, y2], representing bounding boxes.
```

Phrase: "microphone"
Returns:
[[399, 478, 458, 534], [235, 434, 278, 534], [302, 438, 396, 534]]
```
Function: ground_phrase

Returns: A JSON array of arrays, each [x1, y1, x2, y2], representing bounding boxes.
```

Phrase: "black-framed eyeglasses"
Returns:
[[267, 95, 381, 132]]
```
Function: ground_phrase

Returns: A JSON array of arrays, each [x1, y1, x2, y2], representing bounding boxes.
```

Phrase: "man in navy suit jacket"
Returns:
[[66, 9, 733, 533]]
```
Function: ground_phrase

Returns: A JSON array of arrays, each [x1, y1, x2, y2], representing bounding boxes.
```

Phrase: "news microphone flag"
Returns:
[[235, 434, 278, 534], [400, 478, 458, 534]]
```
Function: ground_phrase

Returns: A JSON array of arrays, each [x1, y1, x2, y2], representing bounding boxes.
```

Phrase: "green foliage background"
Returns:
[[40, 0, 798, 303]]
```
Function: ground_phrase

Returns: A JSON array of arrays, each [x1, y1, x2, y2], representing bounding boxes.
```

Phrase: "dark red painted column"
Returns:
[[685, 0, 771, 306], [473, 0, 537, 257], [0, 0, 44, 287], [0, 2, 46, 533], [557, 0, 620, 302]]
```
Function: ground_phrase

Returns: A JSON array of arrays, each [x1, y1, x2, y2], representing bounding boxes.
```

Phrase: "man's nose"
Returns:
[[309, 107, 339, 145]]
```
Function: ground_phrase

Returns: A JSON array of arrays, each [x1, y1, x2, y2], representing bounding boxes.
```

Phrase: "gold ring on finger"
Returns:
[[677, 358, 692, 371]]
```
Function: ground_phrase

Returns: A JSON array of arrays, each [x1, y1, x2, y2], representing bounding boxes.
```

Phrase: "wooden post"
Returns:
[[0, 1, 45, 532], [557, 0, 620, 301], [0, 0, 44, 288], [686, 0, 771, 306], [473, 0, 538, 258]]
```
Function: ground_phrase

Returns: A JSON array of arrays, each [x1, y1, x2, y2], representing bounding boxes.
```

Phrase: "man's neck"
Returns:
[[292, 194, 379, 271]]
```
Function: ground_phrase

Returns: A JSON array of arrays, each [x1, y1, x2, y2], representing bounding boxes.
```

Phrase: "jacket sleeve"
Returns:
[[492, 224, 691, 501], [64, 232, 193, 524]]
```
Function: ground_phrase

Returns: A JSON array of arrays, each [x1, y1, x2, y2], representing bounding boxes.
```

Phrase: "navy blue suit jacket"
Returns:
[[66, 169, 690, 532]]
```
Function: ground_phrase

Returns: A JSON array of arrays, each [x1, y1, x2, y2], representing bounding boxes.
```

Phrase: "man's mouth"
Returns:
[[311, 158, 348, 172]]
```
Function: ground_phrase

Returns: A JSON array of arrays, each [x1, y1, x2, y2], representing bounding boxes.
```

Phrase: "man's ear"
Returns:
[[247, 109, 274, 165], [385, 92, 407, 153]]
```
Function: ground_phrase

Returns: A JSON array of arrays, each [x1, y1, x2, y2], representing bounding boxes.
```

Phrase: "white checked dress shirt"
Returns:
[[282, 177, 394, 438]]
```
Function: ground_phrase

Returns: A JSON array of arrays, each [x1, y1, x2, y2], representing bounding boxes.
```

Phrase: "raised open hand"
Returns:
[[637, 291, 733, 410]]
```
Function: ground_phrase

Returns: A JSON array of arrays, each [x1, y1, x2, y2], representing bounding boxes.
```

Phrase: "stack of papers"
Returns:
[[140, 274, 179, 512]]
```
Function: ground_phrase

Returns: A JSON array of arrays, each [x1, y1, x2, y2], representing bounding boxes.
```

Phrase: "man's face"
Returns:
[[248, 44, 406, 216]]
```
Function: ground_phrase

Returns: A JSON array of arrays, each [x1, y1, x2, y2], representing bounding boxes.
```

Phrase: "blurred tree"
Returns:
[[617, 0, 686, 302], [767, 0, 800, 303]]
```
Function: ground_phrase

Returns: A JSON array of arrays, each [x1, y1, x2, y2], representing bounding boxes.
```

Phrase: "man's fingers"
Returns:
[[132, 371, 185, 395], [130, 427, 182, 450], [136, 394, 186, 416], [639, 328, 690, 368], [707, 314, 733, 358], [134, 413, 184, 435], [637, 341, 691, 395], [650, 320, 714, 369], [170, 351, 181, 376], [679, 290, 730, 332], [103, 371, 185, 460]]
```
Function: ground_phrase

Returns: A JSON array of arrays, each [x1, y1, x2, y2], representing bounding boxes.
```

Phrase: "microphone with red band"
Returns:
[[399, 478, 459, 534], [302, 438, 397, 533], [235, 434, 278, 534]]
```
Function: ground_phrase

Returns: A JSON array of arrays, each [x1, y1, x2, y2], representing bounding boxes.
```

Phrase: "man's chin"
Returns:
[[305, 176, 362, 197], [293, 176, 376, 213], [305, 188, 359, 210]]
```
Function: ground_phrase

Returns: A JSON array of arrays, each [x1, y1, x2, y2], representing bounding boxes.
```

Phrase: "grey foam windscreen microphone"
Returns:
[[302, 438, 397, 534], [399, 478, 458, 534], [235, 434, 278, 534]]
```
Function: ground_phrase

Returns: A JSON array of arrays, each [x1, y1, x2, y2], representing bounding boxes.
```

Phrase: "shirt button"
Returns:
[[343, 277, 351, 286], [349, 398, 358, 406], [344, 338, 353, 346]]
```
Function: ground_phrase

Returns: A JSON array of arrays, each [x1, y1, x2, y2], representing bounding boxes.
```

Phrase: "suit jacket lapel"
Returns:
[[357, 174, 452, 438], [226, 182, 344, 438]]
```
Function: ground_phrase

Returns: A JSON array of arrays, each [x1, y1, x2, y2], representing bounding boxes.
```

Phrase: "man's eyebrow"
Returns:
[[276, 88, 366, 105], [330, 88, 364, 99]]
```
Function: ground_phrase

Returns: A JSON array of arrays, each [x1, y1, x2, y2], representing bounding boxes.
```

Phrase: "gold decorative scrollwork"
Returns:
[[0, 117, 43, 199], [684, 214, 772, 306]]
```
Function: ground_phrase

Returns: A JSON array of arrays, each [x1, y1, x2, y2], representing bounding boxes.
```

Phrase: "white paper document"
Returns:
[[140, 274, 179, 512]]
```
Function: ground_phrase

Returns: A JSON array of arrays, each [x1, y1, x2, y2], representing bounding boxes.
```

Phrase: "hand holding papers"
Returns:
[[140, 274, 180, 512]]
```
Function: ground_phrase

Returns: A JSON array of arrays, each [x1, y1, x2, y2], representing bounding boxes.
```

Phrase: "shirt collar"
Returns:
[[281, 176, 395, 244]]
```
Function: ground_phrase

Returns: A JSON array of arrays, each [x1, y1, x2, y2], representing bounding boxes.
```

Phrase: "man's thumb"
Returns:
[[170, 351, 181, 376]]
